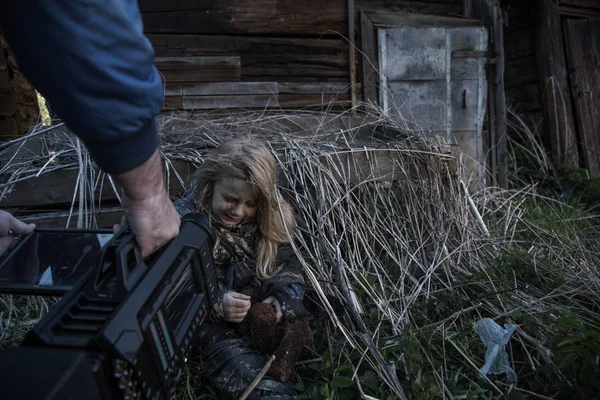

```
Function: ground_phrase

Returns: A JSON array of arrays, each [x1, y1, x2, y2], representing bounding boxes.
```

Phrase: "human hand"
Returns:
[[113, 191, 180, 258], [112, 148, 180, 258], [261, 295, 283, 323], [0, 210, 36, 258], [223, 291, 251, 323]]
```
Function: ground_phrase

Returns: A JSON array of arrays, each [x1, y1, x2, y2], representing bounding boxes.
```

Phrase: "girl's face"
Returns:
[[211, 178, 258, 226]]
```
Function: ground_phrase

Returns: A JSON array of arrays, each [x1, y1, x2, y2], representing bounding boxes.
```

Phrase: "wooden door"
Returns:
[[564, 17, 600, 176], [378, 25, 488, 186]]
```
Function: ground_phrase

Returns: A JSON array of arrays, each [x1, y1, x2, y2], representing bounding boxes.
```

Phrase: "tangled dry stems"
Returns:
[[0, 104, 598, 398]]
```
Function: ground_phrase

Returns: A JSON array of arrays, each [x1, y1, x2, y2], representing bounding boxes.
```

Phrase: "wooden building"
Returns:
[[1, 0, 599, 180], [503, 0, 600, 177]]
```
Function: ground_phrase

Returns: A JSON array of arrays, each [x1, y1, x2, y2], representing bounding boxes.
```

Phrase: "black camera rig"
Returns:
[[0, 212, 218, 400]]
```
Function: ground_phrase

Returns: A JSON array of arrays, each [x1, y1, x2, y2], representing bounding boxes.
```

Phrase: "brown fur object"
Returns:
[[238, 303, 313, 382]]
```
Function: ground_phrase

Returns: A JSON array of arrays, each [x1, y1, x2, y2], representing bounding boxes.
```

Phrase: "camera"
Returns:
[[0, 212, 218, 400]]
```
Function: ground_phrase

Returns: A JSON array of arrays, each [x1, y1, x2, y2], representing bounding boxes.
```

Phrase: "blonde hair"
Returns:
[[193, 138, 296, 279]]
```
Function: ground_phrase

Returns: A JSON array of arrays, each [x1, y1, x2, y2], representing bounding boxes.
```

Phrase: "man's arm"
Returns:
[[0, 0, 179, 256], [115, 148, 180, 257]]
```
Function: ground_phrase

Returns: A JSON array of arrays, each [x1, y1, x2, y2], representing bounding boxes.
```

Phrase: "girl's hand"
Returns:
[[223, 291, 251, 323], [261, 296, 283, 323]]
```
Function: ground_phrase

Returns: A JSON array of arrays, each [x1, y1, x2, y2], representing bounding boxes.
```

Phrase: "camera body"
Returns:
[[0, 213, 218, 400]]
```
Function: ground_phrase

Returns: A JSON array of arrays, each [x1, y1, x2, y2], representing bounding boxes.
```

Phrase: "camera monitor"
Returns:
[[0, 229, 114, 296]]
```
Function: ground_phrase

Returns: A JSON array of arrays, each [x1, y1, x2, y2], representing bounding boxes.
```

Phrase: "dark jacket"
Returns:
[[0, 0, 163, 174], [173, 195, 308, 321]]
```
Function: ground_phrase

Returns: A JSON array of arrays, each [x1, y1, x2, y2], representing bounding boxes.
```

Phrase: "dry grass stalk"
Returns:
[[0, 103, 598, 398]]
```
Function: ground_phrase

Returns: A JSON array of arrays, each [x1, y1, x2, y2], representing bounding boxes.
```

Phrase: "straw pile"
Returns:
[[1, 105, 599, 399]]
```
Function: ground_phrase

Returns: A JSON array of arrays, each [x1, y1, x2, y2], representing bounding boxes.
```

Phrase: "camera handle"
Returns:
[[93, 224, 148, 298]]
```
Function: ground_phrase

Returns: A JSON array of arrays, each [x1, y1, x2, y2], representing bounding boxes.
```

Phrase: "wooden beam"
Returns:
[[171, 82, 279, 96], [140, 0, 346, 36], [493, 2, 508, 189], [367, 11, 482, 29], [155, 56, 240, 70], [355, 0, 461, 17]]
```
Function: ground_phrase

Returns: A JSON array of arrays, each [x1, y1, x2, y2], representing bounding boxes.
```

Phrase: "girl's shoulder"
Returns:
[[173, 196, 198, 218], [173, 183, 201, 217]]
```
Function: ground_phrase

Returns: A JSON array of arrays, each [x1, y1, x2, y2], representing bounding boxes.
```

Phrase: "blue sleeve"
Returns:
[[0, 0, 164, 174]]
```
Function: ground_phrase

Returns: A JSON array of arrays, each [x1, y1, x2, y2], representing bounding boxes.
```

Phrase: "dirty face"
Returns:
[[211, 178, 258, 226]]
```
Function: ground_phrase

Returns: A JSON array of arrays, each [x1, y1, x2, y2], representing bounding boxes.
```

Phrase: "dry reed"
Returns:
[[0, 104, 598, 398]]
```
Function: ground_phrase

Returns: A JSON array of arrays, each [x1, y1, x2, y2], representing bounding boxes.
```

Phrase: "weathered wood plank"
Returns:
[[156, 56, 241, 83], [159, 69, 240, 83], [565, 17, 600, 176], [147, 35, 348, 79], [492, 0, 508, 190], [171, 82, 279, 96], [0, 161, 194, 208], [278, 93, 352, 109], [278, 82, 355, 94], [241, 65, 349, 80], [534, 0, 579, 168], [139, 0, 345, 14], [348, 0, 357, 110], [360, 11, 378, 106], [368, 11, 481, 29], [17, 208, 124, 229], [163, 96, 183, 110], [140, 0, 346, 35], [183, 95, 279, 110], [155, 56, 240, 70], [355, 0, 461, 16]]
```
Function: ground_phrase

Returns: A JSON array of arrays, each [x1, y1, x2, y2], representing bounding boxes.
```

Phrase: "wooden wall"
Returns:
[[140, 0, 352, 111], [531, 0, 600, 175], [139, 0, 464, 113], [0, 1, 468, 139]]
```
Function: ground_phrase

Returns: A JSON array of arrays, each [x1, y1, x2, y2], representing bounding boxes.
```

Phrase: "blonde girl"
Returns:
[[173, 138, 309, 399]]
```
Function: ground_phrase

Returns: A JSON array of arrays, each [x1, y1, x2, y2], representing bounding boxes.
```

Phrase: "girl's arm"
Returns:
[[260, 242, 308, 320]]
